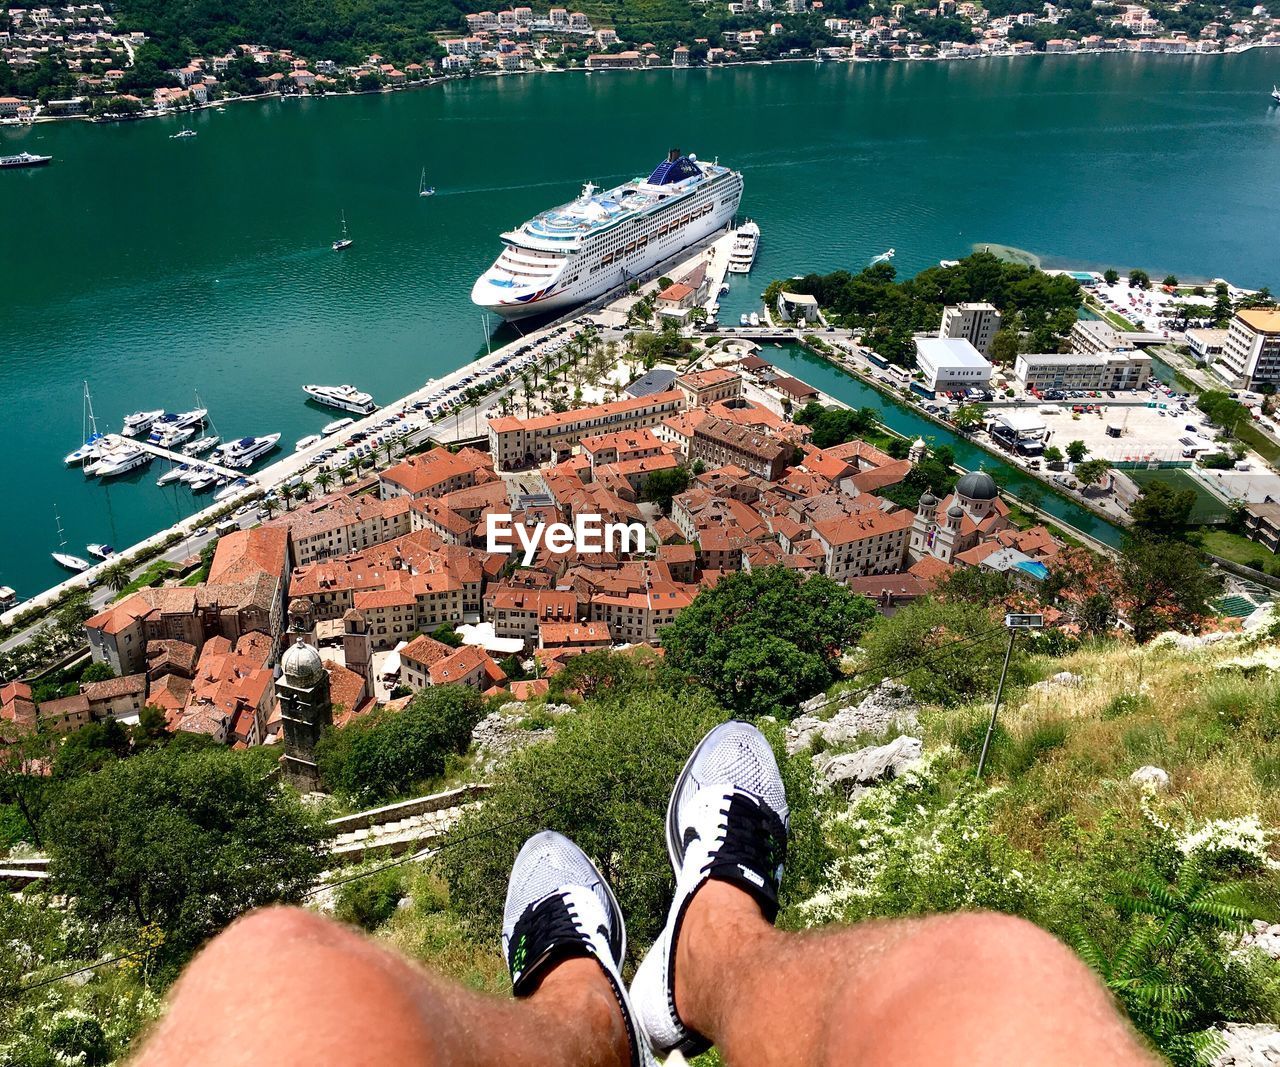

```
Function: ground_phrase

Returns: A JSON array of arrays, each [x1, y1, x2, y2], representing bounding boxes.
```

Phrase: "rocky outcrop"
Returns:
[[815, 735, 923, 794], [1129, 766, 1171, 791], [472, 711, 551, 773], [1210, 1023, 1280, 1066], [787, 681, 920, 755], [1031, 671, 1083, 693], [1242, 921, 1280, 961], [1150, 630, 1239, 652]]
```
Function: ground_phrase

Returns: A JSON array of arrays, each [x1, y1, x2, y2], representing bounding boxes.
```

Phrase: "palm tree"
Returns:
[[281, 485, 297, 511], [101, 560, 132, 594], [341, 461, 357, 485], [262, 498, 280, 521], [315, 470, 335, 496], [384, 442, 395, 466], [296, 479, 313, 503]]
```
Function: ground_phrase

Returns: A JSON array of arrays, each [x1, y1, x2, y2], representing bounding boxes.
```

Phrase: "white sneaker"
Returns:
[[502, 830, 656, 1067], [630, 721, 790, 1057]]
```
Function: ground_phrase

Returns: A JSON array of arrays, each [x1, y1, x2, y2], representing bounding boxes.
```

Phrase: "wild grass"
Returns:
[[923, 639, 1280, 856]]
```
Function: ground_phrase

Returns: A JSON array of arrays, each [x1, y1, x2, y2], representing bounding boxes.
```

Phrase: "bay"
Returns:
[[2, 50, 1278, 594]]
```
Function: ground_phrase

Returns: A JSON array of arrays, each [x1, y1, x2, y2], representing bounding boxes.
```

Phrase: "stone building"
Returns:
[[277, 639, 333, 791]]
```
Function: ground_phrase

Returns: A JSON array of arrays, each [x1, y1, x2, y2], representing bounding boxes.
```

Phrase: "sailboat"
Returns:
[[52, 508, 92, 573], [170, 125, 197, 139], [332, 211, 353, 251], [64, 380, 105, 466], [419, 168, 436, 198]]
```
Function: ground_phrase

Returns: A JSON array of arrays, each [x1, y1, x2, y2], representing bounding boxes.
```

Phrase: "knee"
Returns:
[[197, 905, 352, 973]]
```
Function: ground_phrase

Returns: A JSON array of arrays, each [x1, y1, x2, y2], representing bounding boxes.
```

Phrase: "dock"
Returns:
[[117, 435, 245, 481]]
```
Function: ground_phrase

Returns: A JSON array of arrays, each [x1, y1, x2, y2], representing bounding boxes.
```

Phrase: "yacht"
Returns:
[[179, 464, 211, 484], [472, 148, 743, 321], [303, 383, 377, 414], [215, 477, 252, 502], [183, 434, 220, 455], [52, 509, 92, 573], [147, 408, 207, 443], [1273, 85, 1280, 104], [726, 220, 760, 274], [88, 442, 152, 478], [0, 151, 52, 169], [215, 433, 281, 468], [152, 424, 196, 448], [170, 127, 197, 139], [65, 381, 105, 466], [323, 417, 355, 435], [122, 409, 164, 436], [870, 248, 895, 265], [0, 586, 17, 611], [86, 543, 115, 561], [296, 434, 323, 452], [749, 312, 761, 327], [157, 463, 192, 486], [333, 210, 353, 251], [188, 472, 219, 492], [740, 313, 750, 326]]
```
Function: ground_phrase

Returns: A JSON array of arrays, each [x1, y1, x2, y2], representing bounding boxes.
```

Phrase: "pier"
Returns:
[[121, 435, 246, 482]]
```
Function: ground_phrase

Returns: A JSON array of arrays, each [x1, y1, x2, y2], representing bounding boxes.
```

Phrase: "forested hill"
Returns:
[[109, 0, 721, 65]]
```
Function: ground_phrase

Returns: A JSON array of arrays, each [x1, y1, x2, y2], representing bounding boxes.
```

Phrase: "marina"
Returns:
[[2, 52, 1278, 597]]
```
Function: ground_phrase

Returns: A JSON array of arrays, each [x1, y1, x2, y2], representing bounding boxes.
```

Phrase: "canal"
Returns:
[[761, 344, 1128, 549]]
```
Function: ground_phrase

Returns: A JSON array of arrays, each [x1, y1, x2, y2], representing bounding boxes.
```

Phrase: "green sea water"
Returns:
[[2, 51, 1278, 593]]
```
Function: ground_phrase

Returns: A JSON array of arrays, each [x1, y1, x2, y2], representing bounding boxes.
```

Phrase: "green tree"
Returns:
[[1119, 536, 1223, 642], [1130, 481, 1195, 536], [1128, 269, 1151, 290], [44, 745, 329, 961], [951, 404, 985, 432], [1065, 440, 1088, 464], [1161, 275, 1178, 288], [988, 329, 1020, 366], [661, 567, 876, 719], [262, 497, 279, 520], [1074, 459, 1111, 490], [1042, 445, 1064, 464], [1104, 269, 1120, 285], [641, 466, 691, 511], [316, 684, 484, 804], [80, 661, 116, 683], [315, 469, 335, 495], [859, 598, 1029, 706]]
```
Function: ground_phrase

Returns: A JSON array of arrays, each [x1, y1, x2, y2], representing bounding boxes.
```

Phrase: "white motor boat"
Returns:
[[323, 417, 355, 436], [296, 434, 323, 452], [183, 434, 220, 455], [86, 543, 115, 560], [214, 433, 281, 468], [214, 477, 252, 502], [89, 443, 152, 478], [122, 409, 164, 436], [157, 463, 192, 486]]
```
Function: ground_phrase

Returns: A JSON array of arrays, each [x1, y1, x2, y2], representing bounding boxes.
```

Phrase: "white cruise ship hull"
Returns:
[[472, 153, 743, 322]]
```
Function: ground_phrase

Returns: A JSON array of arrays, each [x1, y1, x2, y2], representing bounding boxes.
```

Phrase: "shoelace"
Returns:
[[509, 892, 593, 994], [705, 792, 788, 919]]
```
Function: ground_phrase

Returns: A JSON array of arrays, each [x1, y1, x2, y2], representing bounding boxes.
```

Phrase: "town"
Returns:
[[3, 0, 1278, 122]]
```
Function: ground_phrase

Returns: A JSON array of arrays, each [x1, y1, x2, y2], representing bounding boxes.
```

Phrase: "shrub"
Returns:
[[336, 867, 407, 931]]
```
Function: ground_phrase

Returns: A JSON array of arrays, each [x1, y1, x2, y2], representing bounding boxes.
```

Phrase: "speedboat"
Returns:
[[65, 432, 106, 466], [215, 433, 281, 468], [740, 313, 750, 326], [157, 463, 191, 486], [296, 434, 323, 452], [179, 464, 210, 484], [749, 312, 761, 327], [86, 543, 115, 561], [152, 424, 195, 448], [170, 127, 197, 139], [189, 472, 219, 492], [122, 409, 164, 436], [323, 417, 354, 436]]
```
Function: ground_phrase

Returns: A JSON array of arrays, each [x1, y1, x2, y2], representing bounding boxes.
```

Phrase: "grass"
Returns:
[[1127, 466, 1230, 523], [924, 638, 1280, 857], [1236, 420, 1280, 467], [1196, 528, 1277, 572], [114, 559, 172, 599], [1084, 297, 1140, 333]]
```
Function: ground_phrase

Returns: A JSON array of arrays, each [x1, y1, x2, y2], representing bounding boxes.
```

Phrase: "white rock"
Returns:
[[1129, 765, 1170, 791], [816, 736, 923, 793], [1210, 1023, 1280, 1067], [1242, 603, 1277, 633], [787, 681, 920, 755]]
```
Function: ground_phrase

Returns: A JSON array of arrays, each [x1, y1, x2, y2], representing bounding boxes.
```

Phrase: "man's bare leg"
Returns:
[[675, 880, 1157, 1067], [133, 906, 629, 1067]]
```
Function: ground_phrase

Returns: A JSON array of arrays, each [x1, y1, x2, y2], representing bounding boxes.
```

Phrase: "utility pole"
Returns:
[[976, 613, 1044, 780]]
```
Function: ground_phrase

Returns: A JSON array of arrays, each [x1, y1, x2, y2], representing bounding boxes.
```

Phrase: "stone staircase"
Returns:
[[326, 784, 490, 864]]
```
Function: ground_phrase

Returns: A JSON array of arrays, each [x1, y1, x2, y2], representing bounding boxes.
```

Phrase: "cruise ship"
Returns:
[[214, 434, 281, 468], [471, 149, 744, 321], [303, 384, 377, 415], [727, 220, 760, 274]]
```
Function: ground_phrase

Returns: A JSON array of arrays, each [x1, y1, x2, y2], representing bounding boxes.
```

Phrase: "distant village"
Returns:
[[3, 0, 1278, 122], [3, 352, 1065, 757]]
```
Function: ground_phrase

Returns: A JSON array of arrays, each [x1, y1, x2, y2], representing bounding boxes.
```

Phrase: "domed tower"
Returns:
[[286, 597, 316, 647], [954, 469, 998, 520], [908, 437, 928, 465], [277, 638, 332, 791], [909, 490, 939, 560]]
